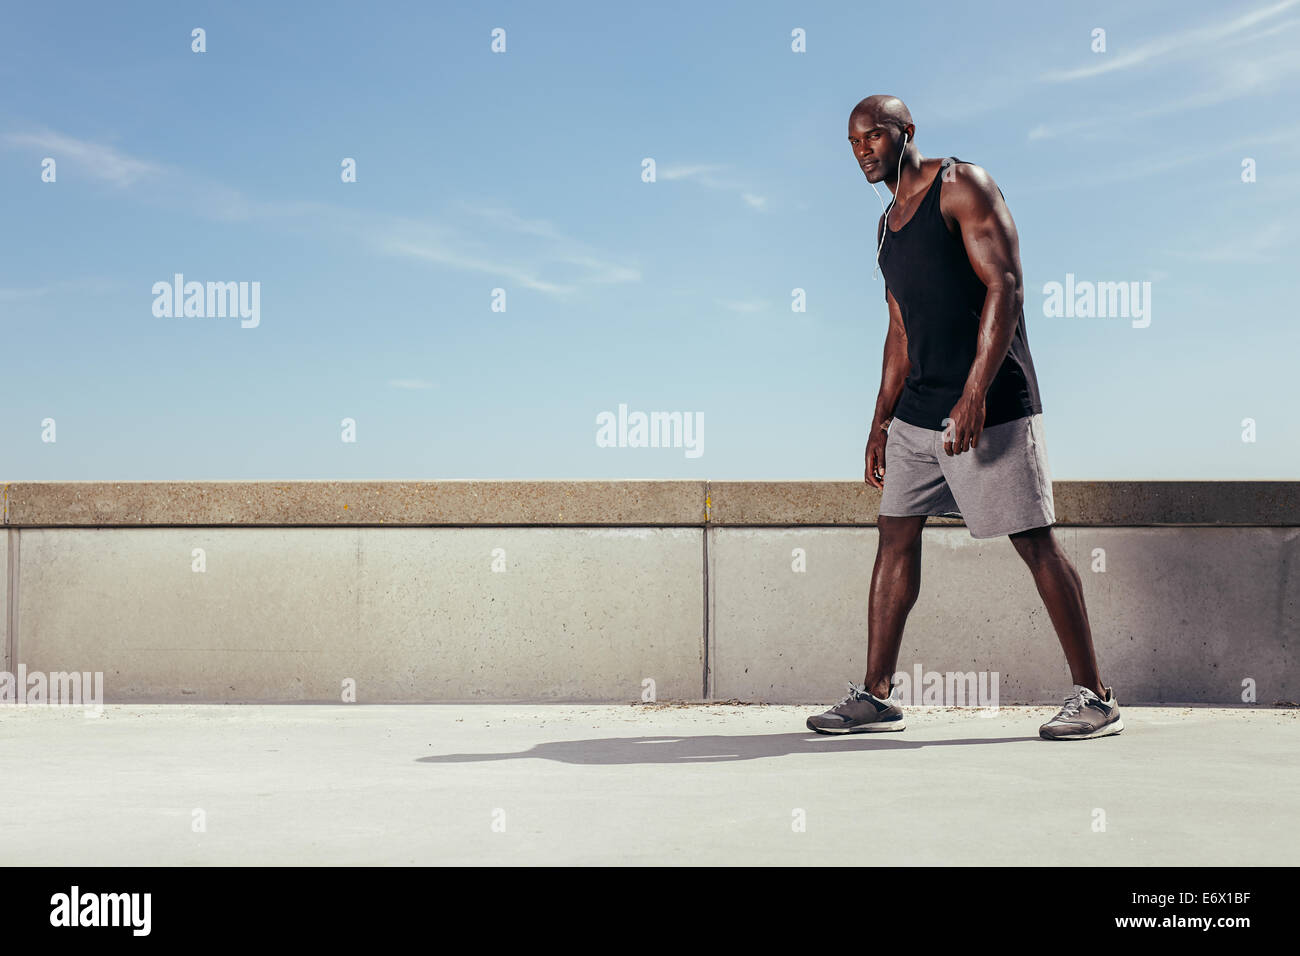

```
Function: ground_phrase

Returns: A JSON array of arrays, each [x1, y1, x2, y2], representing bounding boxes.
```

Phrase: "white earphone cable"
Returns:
[[871, 131, 909, 280]]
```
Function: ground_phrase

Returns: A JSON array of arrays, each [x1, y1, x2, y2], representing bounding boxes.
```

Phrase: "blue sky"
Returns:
[[3, 0, 1298, 480]]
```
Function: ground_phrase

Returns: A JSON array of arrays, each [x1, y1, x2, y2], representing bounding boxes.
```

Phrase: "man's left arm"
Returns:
[[942, 164, 1025, 455]]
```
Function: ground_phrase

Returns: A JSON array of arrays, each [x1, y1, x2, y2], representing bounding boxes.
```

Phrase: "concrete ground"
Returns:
[[1, 703, 1295, 865]]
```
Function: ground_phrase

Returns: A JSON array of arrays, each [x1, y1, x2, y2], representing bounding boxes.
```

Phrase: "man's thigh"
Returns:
[[878, 418, 961, 519], [938, 413, 1055, 539]]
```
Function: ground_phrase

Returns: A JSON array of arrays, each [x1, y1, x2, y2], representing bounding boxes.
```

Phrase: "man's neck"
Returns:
[[888, 150, 928, 198]]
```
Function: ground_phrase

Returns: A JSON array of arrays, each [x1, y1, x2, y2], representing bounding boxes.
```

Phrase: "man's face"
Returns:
[[848, 117, 902, 183]]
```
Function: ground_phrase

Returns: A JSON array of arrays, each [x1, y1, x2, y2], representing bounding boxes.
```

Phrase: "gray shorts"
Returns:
[[878, 413, 1056, 539]]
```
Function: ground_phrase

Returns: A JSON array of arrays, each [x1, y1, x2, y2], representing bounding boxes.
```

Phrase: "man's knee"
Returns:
[[1009, 524, 1058, 564], [878, 514, 926, 551]]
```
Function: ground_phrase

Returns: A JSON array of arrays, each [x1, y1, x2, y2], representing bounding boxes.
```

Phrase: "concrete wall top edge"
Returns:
[[2, 480, 1298, 527]]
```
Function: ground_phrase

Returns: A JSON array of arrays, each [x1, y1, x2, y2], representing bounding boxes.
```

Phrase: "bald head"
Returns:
[[849, 94, 913, 137], [848, 94, 918, 186]]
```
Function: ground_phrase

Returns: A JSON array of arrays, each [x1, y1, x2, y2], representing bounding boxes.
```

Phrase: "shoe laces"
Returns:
[[835, 682, 868, 708], [1056, 688, 1095, 719]]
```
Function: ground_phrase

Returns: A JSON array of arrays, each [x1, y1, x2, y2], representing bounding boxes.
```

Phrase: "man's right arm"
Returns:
[[874, 287, 909, 432]]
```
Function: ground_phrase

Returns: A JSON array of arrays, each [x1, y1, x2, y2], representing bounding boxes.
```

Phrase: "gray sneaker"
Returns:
[[1039, 684, 1124, 740], [807, 682, 906, 734]]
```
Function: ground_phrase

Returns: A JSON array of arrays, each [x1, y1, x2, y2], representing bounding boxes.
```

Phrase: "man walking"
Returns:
[[807, 94, 1122, 741]]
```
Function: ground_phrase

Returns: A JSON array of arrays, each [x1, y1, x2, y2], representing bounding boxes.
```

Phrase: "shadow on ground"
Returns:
[[417, 732, 1044, 765]]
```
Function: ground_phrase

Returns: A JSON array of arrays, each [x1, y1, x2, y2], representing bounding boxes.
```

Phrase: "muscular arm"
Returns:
[[875, 288, 909, 429], [936, 164, 1024, 454], [944, 164, 1024, 400]]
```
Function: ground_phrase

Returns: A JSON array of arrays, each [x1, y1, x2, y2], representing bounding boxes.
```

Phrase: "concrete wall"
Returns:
[[708, 526, 1296, 705], [13, 527, 704, 703], [3, 530, 11, 677], [2, 481, 1295, 704]]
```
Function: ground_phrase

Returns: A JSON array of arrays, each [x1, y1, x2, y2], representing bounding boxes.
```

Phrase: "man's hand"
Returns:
[[943, 391, 985, 456], [865, 419, 890, 487]]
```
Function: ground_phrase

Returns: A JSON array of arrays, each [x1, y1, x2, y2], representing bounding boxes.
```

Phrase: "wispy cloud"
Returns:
[[716, 297, 768, 313], [1221, 13, 1300, 45], [0, 277, 125, 303], [660, 162, 769, 210], [553, 253, 641, 284], [455, 202, 566, 241], [3, 130, 164, 186], [0, 286, 51, 301], [2, 129, 640, 298], [449, 202, 643, 288], [924, 11, 1300, 125], [377, 237, 577, 295], [3, 129, 328, 222], [1030, 51, 1300, 141], [1028, 7, 1300, 143], [388, 379, 437, 390], [1166, 220, 1288, 263], [659, 163, 730, 184], [1039, 0, 1300, 82], [1018, 122, 1300, 191]]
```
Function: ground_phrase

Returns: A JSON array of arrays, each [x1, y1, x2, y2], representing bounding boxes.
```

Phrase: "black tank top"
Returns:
[[878, 157, 1042, 430]]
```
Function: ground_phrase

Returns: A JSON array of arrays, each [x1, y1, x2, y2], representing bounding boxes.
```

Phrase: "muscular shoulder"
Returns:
[[939, 162, 1004, 221]]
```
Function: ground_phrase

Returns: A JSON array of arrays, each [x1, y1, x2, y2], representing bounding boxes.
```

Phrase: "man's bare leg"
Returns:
[[862, 513, 928, 698], [1008, 525, 1105, 696]]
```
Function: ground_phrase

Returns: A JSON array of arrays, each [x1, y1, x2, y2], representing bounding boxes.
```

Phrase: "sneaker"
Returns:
[[806, 682, 906, 734], [1039, 684, 1124, 740]]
